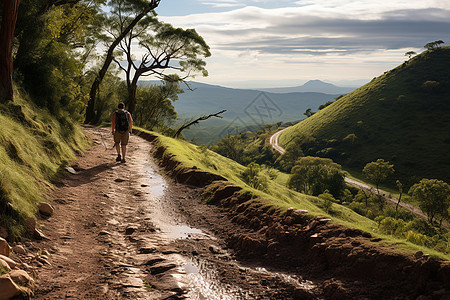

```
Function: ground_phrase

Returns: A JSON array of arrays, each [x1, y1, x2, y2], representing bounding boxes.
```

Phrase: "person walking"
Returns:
[[111, 102, 133, 163]]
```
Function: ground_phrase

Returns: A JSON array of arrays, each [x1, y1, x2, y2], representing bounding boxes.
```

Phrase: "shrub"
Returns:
[[318, 190, 335, 213], [241, 162, 268, 191]]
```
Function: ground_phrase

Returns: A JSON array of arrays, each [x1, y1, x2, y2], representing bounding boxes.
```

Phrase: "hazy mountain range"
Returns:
[[140, 80, 354, 144]]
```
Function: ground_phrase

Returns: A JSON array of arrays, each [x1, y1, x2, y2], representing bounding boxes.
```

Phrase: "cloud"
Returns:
[[162, 5, 450, 57]]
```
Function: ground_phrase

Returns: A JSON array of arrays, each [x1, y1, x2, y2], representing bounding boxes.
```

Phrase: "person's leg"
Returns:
[[120, 132, 129, 163], [114, 132, 121, 161], [121, 145, 127, 162]]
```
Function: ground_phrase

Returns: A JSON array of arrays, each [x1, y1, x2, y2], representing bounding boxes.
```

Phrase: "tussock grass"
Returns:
[[148, 130, 449, 260], [0, 89, 88, 240]]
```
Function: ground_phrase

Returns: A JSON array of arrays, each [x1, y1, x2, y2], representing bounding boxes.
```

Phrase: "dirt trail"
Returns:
[[32, 126, 318, 299]]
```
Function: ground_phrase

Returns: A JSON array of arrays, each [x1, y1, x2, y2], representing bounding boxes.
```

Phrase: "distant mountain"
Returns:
[[259, 80, 355, 94], [279, 47, 450, 183], [139, 80, 339, 144]]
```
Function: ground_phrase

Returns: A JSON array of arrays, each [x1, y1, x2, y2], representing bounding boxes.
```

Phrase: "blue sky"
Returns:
[[155, 0, 450, 88]]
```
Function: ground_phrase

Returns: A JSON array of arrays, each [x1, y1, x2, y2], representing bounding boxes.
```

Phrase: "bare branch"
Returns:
[[173, 110, 227, 138]]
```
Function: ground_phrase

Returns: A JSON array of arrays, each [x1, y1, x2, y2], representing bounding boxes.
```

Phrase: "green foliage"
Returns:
[[279, 48, 450, 184], [288, 156, 345, 197], [363, 159, 395, 192], [241, 162, 268, 191], [211, 129, 279, 166], [318, 190, 334, 213], [409, 179, 450, 224], [0, 91, 88, 240], [134, 79, 182, 132], [275, 137, 304, 172]]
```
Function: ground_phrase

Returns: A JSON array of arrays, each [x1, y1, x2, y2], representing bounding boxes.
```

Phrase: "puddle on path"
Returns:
[[141, 160, 316, 299]]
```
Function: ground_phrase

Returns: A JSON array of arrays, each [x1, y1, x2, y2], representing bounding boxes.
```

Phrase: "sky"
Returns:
[[154, 0, 450, 88]]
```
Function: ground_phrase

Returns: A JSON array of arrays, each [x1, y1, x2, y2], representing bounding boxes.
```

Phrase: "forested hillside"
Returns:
[[280, 47, 450, 185]]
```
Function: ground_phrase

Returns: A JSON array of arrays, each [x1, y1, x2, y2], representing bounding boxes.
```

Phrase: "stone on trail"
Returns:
[[38, 202, 55, 217], [149, 262, 177, 275], [0, 237, 10, 257], [0, 255, 17, 269], [114, 178, 126, 182], [0, 258, 12, 271], [0, 274, 23, 299], [12, 245, 26, 255], [9, 269, 35, 288], [65, 166, 77, 174]]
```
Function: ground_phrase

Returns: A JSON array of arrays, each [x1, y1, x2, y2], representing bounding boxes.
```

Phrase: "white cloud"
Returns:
[[159, 1, 450, 87]]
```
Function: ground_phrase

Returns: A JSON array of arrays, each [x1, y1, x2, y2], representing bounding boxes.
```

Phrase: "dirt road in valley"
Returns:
[[31, 126, 318, 299], [268, 128, 432, 221]]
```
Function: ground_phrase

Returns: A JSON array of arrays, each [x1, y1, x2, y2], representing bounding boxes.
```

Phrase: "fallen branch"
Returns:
[[173, 110, 227, 138]]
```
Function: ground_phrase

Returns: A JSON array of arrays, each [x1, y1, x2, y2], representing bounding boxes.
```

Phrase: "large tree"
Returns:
[[409, 179, 450, 224], [113, 16, 210, 114], [0, 0, 20, 103], [84, 0, 161, 124], [363, 159, 394, 206]]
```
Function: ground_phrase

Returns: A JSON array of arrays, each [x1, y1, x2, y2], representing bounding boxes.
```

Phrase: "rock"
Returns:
[[136, 254, 165, 266], [149, 262, 177, 275], [0, 237, 10, 257], [65, 166, 77, 174], [38, 202, 55, 217], [139, 247, 157, 254], [125, 226, 138, 235], [114, 178, 126, 182], [9, 269, 34, 288], [12, 245, 26, 255], [25, 217, 36, 233], [208, 245, 220, 254], [415, 251, 424, 259], [0, 274, 22, 299], [98, 230, 112, 236], [0, 255, 17, 269], [34, 229, 49, 240], [285, 207, 295, 216], [0, 258, 12, 271], [0, 227, 8, 239]]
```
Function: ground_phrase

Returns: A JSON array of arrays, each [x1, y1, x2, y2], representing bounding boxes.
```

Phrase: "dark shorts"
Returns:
[[114, 131, 130, 146]]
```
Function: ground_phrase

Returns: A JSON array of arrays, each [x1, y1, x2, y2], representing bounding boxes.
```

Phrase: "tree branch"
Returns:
[[173, 110, 227, 138]]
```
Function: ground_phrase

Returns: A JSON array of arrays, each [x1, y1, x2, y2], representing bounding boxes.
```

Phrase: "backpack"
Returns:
[[115, 110, 129, 132]]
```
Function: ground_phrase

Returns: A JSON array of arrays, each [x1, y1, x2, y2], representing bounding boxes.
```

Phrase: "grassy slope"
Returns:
[[279, 48, 450, 184], [0, 89, 88, 239], [149, 131, 449, 259]]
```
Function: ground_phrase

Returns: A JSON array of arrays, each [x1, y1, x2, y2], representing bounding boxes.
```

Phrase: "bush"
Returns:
[[241, 162, 268, 191], [318, 190, 335, 213]]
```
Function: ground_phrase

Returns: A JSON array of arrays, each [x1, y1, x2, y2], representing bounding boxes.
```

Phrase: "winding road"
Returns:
[[269, 128, 430, 221]]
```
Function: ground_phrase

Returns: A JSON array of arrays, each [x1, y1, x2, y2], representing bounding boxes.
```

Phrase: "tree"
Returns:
[[85, 0, 161, 123], [409, 179, 450, 224], [288, 156, 345, 198], [134, 77, 182, 130], [363, 159, 394, 207], [404, 51, 416, 59], [424, 40, 445, 50], [275, 137, 304, 172], [0, 0, 20, 103], [113, 17, 210, 114], [304, 108, 315, 118]]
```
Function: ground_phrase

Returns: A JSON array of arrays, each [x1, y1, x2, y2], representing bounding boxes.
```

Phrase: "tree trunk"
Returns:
[[0, 0, 20, 103], [85, 1, 160, 123]]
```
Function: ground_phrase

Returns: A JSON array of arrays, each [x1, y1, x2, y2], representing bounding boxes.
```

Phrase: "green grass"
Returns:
[[0, 89, 88, 240], [145, 129, 449, 260], [279, 47, 450, 185]]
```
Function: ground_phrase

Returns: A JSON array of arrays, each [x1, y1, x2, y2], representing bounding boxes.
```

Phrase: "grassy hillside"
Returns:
[[0, 90, 88, 239], [279, 47, 450, 185], [147, 130, 449, 259]]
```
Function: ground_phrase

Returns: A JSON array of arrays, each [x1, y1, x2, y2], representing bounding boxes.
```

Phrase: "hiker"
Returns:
[[111, 102, 133, 163]]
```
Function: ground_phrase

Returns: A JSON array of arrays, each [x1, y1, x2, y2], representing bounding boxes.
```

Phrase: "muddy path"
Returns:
[[31, 126, 319, 299]]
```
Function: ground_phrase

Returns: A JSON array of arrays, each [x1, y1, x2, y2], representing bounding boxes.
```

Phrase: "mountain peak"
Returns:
[[303, 80, 336, 88]]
